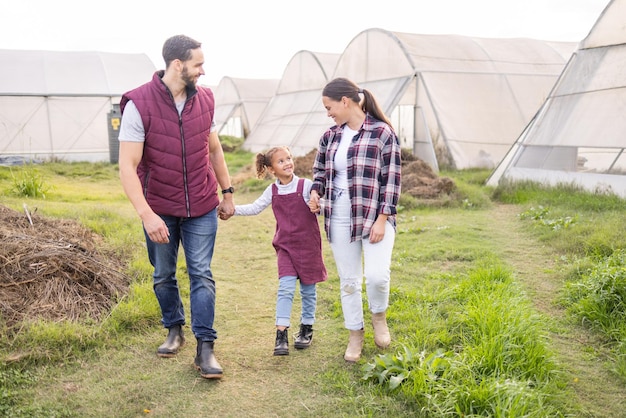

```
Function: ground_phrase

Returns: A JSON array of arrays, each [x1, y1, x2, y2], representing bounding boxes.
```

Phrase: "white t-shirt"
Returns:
[[333, 125, 358, 190], [118, 99, 216, 142]]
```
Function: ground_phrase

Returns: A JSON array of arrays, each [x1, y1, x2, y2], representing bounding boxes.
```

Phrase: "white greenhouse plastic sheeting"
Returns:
[[0, 49, 155, 162], [243, 30, 575, 172], [487, 0, 626, 198], [212, 76, 279, 138], [243, 50, 340, 156]]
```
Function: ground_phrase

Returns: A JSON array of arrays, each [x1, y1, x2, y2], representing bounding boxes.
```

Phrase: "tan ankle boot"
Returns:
[[372, 312, 391, 349], [344, 329, 365, 363]]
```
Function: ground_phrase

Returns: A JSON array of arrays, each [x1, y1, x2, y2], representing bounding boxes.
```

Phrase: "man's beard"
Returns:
[[181, 66, 196, 89]]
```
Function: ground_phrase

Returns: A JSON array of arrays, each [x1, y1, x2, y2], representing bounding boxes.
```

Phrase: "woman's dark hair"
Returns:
[[162, 35, 202, 68], [322, 77, 392, 127]]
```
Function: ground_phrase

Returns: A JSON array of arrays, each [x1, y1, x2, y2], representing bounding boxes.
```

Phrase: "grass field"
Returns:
[[1, 157, 625, 417]]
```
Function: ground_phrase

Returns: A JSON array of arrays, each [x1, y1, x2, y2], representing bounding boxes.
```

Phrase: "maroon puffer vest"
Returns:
[[120, 71, 219, 218]]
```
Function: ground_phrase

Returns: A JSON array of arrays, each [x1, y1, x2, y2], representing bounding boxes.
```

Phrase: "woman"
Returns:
[[308, 77, 401, 362]]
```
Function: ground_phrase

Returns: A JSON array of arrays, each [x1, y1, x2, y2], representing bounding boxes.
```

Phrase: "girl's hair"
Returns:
[[322, 77, 393, 128], [254, 146, 291, 178]]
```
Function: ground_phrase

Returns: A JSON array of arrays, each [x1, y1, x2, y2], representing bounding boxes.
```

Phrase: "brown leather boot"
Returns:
[[157, 324, 185, 358], [372, 311, 391, 349], [344, 329, 364, 363]]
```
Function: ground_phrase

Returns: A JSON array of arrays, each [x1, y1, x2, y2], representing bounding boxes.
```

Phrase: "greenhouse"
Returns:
[[213, 76, 279, 138], [245, 29, 575, 170], [0, 49, 155, 162], [242, 50, 340, 156], [487, 0, 626, 198], [333, 29, 574, 170]]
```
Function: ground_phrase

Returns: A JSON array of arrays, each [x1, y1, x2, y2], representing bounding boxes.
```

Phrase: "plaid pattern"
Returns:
[[311, 114, 401, 242]]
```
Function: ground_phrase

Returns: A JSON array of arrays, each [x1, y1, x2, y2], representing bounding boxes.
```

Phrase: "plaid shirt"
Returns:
[[311, 113, 401, 242]]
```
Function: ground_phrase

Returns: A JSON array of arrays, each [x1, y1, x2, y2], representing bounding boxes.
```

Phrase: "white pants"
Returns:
[[329, 190, 395, 331]]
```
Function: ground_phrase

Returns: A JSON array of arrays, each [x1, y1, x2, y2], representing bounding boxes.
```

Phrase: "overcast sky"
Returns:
[[0, 0, 610, 86]]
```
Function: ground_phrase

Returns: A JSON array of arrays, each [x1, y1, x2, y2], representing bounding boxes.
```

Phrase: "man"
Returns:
[[118, 34, 235, 379]]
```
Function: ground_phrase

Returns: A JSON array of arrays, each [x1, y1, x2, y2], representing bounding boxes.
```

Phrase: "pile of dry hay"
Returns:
[[0, 204, 130, 331]]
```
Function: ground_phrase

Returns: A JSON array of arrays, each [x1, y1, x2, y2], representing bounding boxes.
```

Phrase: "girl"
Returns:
[[234, 146, 327, 355]]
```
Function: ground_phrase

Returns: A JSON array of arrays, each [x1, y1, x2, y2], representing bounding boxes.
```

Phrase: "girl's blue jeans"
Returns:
[[275, 275, 317, 328]]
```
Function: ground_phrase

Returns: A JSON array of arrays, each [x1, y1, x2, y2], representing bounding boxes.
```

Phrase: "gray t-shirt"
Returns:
[[118, 100, 216, 142]]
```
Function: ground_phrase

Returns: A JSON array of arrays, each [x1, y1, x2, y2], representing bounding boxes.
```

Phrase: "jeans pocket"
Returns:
[[331, 188, 346, 201]]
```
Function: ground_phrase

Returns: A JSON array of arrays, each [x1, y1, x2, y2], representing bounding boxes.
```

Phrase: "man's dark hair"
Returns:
[[162, 35, 202, 68]]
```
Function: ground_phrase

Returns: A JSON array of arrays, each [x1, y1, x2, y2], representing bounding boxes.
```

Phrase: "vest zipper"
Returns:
[[179, 115, 191, 217]]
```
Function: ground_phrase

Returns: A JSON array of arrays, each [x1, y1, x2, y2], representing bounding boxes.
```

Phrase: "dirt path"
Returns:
[[486, 204, 626, 418]]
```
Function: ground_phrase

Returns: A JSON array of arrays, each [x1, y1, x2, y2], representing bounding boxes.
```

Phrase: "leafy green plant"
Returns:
[[0, 365, 70, 417], [519, 205, 577, 230], [362, 346, 451, 390], [9, 166, 50, 198], [0, 367, 36, 415]]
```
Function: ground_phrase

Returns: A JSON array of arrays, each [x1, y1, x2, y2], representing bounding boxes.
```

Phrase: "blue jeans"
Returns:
[[145, 209, 218, 341], [276, 275, 317, 328]]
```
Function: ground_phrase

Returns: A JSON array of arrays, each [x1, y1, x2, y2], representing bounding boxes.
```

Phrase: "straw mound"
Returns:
[[293, 149, 455, 199], [400, 159, 455, 199], [0, 205, 130, 330]]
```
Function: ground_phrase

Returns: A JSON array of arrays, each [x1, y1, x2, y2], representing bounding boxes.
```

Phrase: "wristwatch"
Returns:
[[221, 186, 235, 195]]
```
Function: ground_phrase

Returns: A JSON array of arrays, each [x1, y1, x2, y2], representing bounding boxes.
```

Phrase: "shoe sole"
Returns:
[[157, 338, 185, 358], [157, 352, 178, 358], [294, 343, 311, 349], [194, 364, 223, 379], [273, 350, 289, 356], [199, 372, 223, 379]]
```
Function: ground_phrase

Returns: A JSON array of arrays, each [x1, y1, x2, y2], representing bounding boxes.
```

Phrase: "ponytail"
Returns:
[[323, 77, 393, 129]]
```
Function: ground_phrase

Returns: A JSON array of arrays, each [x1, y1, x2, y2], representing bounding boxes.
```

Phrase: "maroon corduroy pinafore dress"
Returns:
[[271, 179, 327, 285]]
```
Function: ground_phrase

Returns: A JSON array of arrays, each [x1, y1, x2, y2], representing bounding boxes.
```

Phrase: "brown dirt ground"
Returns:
[[0, 152, 450, 332]]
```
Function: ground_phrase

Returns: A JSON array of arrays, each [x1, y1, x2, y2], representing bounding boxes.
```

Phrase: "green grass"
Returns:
[[561, 250, 626, 343], [364, 263, 561, 416], [0, 157, 625, 416]]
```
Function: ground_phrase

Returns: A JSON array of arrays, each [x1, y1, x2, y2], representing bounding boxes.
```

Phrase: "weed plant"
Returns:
[[9, 165, 51, 198]]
